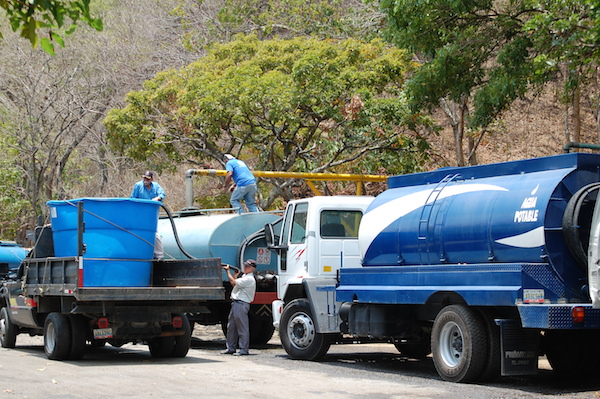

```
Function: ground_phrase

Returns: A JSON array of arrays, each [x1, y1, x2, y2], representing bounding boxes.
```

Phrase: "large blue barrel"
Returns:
[[157, 212, 280, 273], [359, 154, 600, 291], [47, 198, 161, 287]]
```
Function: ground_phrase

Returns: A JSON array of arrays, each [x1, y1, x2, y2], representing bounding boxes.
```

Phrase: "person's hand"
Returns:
[[222, 264, 230, 271], [228, 184, 236, 193]]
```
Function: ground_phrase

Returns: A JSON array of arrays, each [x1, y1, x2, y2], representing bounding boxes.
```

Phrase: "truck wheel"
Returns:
[[0, 307, 17, 348], [149, 336, 176, 358], [250, 317, 275, 346], [279, 298, 332, 360], [431, 305, 488, 382], [478, 311, 501, 382], [544, 330, 600, 377], [67, 315, 88, 360], [172, 314, 192, 357], [44, 313, 72, 360]]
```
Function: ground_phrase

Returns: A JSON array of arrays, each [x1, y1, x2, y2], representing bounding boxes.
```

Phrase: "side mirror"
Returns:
[[265, 223, 287, 250]]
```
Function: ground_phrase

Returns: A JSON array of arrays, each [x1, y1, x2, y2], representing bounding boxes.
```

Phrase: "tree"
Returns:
[[0, 0, 103, 54], [379, 0, 600, 165], [173, 0, 385, 51], [104, 34, 432, 208]]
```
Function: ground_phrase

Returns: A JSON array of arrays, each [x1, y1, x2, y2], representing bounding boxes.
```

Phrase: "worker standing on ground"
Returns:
[[222, 259, 257, 356], [224, 154, 259, 213], [130, 170, 165, 259]]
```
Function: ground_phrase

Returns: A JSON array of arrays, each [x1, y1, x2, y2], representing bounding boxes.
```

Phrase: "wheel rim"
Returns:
[[46, 322, 56, 352], [0, 313, 6, 343], [439, 320, 463, 368], [286, 312, 315, 350]]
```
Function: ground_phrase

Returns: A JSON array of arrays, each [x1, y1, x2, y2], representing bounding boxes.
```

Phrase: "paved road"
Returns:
[[2, 326, 599, 399]]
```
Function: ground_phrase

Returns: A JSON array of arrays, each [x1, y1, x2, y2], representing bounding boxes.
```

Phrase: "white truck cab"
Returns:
[[265, 196, 373, 331]]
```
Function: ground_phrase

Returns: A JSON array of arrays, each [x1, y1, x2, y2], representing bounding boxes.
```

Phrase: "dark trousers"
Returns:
[[226, 301, 250, 354]]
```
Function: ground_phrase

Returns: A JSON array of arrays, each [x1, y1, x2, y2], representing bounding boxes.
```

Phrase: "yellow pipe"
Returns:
[[188, 169, 387, 196]]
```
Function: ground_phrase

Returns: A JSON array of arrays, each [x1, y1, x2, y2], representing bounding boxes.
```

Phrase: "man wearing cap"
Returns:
[[131, 171, 166, 259], [223, 154, 259, 213], [222, 259, 257, 356], [131, 171, 166, 202]]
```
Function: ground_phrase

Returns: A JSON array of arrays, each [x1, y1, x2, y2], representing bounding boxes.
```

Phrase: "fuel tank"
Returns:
[[157, 211, 280, 272], [359, 154, 600, 283]]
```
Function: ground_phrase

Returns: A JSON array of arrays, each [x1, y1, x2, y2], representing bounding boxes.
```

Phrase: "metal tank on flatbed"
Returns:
[[157, 210, 281, 344], [157, 211, 280, 270], [358, 153, 600, 301]]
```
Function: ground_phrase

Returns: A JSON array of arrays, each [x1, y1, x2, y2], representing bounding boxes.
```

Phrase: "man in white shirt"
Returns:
[[222, 259, 257, 355]]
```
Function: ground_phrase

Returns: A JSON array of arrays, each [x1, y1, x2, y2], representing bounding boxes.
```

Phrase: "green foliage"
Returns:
[[105, 35, 432, 205], [381, 0, 600, 130], [0, 0, 103, 54]]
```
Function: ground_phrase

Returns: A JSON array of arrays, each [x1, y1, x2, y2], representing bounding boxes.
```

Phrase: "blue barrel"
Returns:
[[47, 198, 161, 287], [359, 153, 600, 291]]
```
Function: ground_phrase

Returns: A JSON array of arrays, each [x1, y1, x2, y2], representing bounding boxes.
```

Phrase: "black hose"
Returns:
[[160, 204, 196, 260]]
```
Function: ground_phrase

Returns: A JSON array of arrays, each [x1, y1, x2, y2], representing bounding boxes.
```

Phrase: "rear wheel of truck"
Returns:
[[172, 314, 192, 357], [544, 330, 600, 377], [431, 305, 488, 383], [0, 307, 17, 348], [44, 313, 72, 360], [149, 336, 176, 358], [68, 314, 88, 360], [280, 298, 332, 360]]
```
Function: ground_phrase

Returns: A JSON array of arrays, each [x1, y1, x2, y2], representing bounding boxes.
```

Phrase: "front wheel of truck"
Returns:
[[44, 313, 72, 360], [0, 307, 17, 348], [280, 299, 331, 360]]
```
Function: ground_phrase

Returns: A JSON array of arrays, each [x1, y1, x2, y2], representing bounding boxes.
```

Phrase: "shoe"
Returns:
[[221, 350, 235, 355], [233, 352, 249, 356]]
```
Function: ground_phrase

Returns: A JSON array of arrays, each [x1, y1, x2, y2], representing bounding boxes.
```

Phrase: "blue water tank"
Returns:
[[359, 154, 600, 289]]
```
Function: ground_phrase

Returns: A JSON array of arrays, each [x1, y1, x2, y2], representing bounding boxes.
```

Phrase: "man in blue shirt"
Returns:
[[131, 170, 165, 259], [224, 154, 259, 213], [131, 171, 166, 202]]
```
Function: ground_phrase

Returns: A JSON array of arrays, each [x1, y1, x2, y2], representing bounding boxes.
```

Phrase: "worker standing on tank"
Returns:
[[130, 170, 165, 259], [223, 154, 259, 213], [221, 259, 257, 356]]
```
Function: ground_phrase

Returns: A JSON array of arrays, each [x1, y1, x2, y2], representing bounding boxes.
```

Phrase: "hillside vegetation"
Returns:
[[0, 0, 599, 241]]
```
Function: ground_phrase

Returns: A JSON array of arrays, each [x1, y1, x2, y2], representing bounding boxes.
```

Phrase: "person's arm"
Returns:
[[222, 264, 240, 286], [153, 183, 166, 201], [224, 171, 235, 192]]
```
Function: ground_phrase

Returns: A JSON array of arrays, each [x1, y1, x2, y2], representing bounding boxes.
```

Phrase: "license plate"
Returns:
[[93, 328, 113, 339], [523, 289, 545, 303]]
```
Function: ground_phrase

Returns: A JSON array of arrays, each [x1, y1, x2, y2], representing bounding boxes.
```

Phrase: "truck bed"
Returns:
[[19, 256, 224, 301]]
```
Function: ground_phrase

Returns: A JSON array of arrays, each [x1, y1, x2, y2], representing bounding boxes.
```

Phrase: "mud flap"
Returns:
[[496, 319, 539, 376]]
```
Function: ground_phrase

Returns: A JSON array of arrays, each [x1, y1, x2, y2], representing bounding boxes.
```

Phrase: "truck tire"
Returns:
[[544, 330, 600, 377], [172, 313, 192, 357], [477, 311, 501, 382], [0, 307, 17, 348], [67, 314, 88, 360], [431, 305, 488, 382], [249, 316, 275, 346], [149, 336, 176, 358], [44, 313, 72, 360], [280, 298, 332, 360]]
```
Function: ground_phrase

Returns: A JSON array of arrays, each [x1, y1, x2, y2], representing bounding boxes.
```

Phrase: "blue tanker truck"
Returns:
[[266, 153, 600, 382]]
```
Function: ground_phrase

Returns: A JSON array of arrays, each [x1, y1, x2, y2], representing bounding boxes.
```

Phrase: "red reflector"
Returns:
[[572, 306, 585, 323], [97, 317, 109, 329], [172, 316, 183, 329]]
